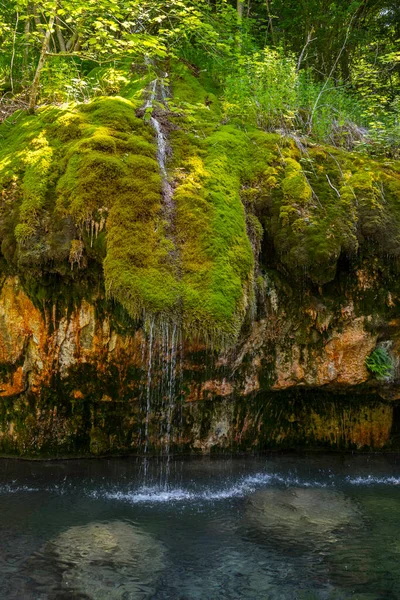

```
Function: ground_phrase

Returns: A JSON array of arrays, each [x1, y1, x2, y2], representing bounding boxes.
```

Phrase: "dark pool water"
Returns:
[[0, 453, 400, 599]]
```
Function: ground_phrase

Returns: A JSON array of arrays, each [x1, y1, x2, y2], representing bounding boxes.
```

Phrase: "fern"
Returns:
[[365, 347, 393, 380]]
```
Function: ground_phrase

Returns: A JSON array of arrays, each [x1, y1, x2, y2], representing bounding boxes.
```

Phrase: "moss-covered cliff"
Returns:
[[1, 61, 400, 456]]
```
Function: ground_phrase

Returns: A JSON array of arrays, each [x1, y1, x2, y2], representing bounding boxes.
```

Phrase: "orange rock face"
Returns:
[[0, 276, 397, 456], [0, 278, 144, 399], [272, 318, 377, 390], [0, 276, 394, 402]]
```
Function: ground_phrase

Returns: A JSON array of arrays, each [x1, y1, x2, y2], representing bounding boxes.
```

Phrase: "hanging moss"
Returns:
[[255, 140, 400, 285], [1, 61, 400, 347]]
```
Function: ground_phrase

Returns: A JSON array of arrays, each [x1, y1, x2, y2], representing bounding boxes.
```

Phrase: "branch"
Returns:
[[10, 10, 19, 94], [23, 9, 32, 68], [45, 51, 106, 63], [326, 174, 340, 198], [307, 11, 358, 134], [296, 28, 316, 73], [265, 0, 276, 45], [28, 13, 55, 113], [55, 17, 66, 52]]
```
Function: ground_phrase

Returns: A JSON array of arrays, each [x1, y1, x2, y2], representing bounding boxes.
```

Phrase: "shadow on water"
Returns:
[[0, 453, 400, 599]]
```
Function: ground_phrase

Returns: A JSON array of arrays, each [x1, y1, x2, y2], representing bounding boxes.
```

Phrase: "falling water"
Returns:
[[157, 321, 182, 486], [143, 319, 155, 478], [163, 324, 180, 482], [144, 78, 157, 110], [147, 74, 175, 228], [142, 74, 178, 266], [140, 320, 183, 486], [150, 116, 174, 219], [139, 75, 183, 485]]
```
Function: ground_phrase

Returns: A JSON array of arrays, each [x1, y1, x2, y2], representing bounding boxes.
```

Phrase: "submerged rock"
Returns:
[[245, 488, 360, 546], [34, 521, 165, 599], [243, 487, 374, 594]]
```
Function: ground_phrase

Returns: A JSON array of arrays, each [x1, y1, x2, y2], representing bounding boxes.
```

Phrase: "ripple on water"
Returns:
[[346, 475, 400, 485], [0, 470, 400, 506], [92, 473, 329, 506]]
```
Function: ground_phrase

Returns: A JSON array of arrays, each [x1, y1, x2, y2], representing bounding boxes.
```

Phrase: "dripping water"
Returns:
[[141, 319, 183, 487], [163, 323, 179, 482], [139, 75, 184, 486], [143, 319, 155, 479]]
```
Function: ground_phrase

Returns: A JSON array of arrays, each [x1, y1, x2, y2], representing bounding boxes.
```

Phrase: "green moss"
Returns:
[[281, 157, 312, 203], [172, 126, 254, 340], [1, 61, 400, 346], [255, 141, 400, 285]]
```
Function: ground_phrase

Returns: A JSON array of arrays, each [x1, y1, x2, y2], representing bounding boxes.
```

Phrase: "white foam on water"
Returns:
[[94, 472, 330, 506], [272, 474, 328, 488], [102, 486, 196, 504], [1, 471, 400, 500], [0, 484, 39, 494], [346, 475, 400, 486]]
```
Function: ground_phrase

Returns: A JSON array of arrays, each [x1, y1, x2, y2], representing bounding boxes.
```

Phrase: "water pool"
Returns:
[[0, 453, 400, 599]]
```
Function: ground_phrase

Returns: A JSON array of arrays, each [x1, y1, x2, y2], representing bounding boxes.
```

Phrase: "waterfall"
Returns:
[[149, 116, 174, 220], [144, 79, 157, 110], [140, 78, 183, 483], [144, 75, 176, 257], [140, 320, 183, 487], [143, 319, 155, 478]]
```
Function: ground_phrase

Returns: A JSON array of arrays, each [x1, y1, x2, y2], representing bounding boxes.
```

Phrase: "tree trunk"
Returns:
[[23, 11, 31, 69], [66, 31, 78, 52], [32, 5, 45, 34], [247, 0, 251, 17], [265, 0, 276, 45], [28, 13, 55, 114], [55, 17, 66, 52], [237, 0, 244, 21], [10, 10, 19, 94]]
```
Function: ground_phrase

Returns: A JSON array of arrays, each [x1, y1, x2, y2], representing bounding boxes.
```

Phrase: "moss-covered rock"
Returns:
[[0, 59, 400, 348]]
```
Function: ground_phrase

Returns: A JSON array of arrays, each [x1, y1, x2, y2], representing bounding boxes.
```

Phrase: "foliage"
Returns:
[[0, 0, 397, 153], [366, 348, 394, 380], [222, 47, 297, 130]]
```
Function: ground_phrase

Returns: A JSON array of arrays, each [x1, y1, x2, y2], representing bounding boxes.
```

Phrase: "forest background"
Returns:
[[0, 0, 398, 157]]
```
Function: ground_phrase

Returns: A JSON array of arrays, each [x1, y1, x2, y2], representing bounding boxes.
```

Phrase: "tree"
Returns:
[[28, 10, 54, 113], [0, 0, 222, 112]]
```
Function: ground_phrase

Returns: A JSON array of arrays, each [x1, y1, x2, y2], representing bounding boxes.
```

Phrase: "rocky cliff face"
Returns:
[[0, 266, 398, 457], [1, 62, 400, 456]]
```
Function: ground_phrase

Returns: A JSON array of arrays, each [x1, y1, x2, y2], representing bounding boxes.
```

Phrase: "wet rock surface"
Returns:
[[0, 267, 398, 455], [245, 488, 360, 545]]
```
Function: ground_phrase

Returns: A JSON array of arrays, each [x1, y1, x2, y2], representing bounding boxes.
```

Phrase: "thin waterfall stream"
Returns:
[[140, 76, 183, 484], [141, 321, 183, 486], [145, 74, 176, 254]]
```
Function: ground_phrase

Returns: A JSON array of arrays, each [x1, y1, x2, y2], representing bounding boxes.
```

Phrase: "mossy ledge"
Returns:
[[0, 61, 400, 351]]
